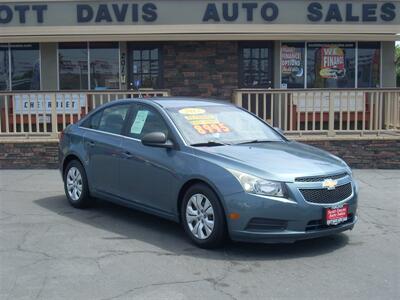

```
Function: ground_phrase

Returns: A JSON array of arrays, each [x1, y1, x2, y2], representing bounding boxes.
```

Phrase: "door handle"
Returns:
[[87, 140, 95, 147], [122, 151, 133, 159]]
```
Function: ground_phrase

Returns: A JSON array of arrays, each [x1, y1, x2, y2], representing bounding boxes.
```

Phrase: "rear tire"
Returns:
[[181, 183, 227, 249], [64, 160, 92, 208]]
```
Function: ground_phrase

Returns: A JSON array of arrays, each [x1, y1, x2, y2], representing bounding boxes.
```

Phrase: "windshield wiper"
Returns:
[[190, 141, 229, 147], [235, 139, 276, 145]]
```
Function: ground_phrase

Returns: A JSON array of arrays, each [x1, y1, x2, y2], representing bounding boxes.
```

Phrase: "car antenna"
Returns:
[[134, 79, 142, 98]]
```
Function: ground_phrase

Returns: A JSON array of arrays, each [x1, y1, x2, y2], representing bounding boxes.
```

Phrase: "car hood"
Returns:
[[194, 141, 348, 182]]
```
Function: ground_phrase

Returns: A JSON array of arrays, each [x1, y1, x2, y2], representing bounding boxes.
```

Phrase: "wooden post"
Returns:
[[328, 92, 335, 137], [50, 93, 58, 139]]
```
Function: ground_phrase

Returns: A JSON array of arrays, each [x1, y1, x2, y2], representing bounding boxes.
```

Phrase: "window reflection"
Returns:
[[90, 42, 120, 90], [59, 42, 88, 90], [0, 45, 9, 91], [358, 42, 380, 88], [10, 44, 40, 91]]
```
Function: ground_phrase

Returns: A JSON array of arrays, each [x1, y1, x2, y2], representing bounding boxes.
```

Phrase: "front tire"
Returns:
[[64, 160, 92, 208], [181, 183, 227, 248]]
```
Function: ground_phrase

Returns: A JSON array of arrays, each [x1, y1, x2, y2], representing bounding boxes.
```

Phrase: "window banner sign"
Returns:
[[307, 42, 355, 88], [319, 46, 346, 79], [282, 45, 302, 74], [281, 45, 303, 76], [14, 93, 86, 114]]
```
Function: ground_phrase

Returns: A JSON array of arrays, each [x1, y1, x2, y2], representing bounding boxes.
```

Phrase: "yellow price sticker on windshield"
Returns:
[[179, 108, 206, 115], [185, 114, 219, 125], [193, 123, 230, 135], [178, 108, 231, 134]]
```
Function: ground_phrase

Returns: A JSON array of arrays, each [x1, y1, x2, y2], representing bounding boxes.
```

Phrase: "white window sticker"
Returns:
[[130, 110, 149, 134]]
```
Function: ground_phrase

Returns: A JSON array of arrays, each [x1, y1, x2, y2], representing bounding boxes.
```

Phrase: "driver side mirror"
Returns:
[[141, 132, 174, 149]]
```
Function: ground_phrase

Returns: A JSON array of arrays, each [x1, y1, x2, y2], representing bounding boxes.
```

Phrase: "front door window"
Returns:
[[127, 104, 169, 139], [239, 42, 273, 88]]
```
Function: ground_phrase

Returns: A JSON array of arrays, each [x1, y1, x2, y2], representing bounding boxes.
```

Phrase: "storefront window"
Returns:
[[358, 42, 380, 88], [130, 47, 161, 89], [10, 44, 40, 90], [239, 42, 273, 88], [0, 45, 9, 91], [307, 42, 355, 88], [59, 43, 88, 90], [281, 42, 305, 89], [90, 42, 120, 90]]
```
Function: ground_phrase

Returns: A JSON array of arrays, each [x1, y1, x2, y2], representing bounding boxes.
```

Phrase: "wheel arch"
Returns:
[[62, 153, 85, 177], [177, 178, 227, 223]]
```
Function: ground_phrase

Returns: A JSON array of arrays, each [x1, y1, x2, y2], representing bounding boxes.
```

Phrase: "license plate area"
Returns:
[[325, 204, 349, 226]]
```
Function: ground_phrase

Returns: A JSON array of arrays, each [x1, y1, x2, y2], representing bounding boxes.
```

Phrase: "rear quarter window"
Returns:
[[81, 111, 102, 130]]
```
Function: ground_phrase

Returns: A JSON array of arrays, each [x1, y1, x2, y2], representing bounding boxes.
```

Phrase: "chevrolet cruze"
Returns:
[[59, 98, 358, 248]]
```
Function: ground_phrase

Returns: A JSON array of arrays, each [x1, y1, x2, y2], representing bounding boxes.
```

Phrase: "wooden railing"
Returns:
[[233, 89, 400, 137], [0, 90, 169, 138], [1, 89, 399, 140]]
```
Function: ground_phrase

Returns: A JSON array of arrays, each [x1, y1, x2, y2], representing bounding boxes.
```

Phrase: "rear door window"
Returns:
[[97, 104, 131, 135]]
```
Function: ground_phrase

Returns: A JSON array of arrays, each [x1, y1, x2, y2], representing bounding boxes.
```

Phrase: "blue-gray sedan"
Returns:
[[59, 97, 358, 248]]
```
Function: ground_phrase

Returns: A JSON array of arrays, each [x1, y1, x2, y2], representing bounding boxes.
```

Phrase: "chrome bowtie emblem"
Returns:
[[322, 178, 338, 190]]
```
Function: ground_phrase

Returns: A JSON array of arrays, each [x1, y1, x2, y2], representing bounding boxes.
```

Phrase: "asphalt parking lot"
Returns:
[[0, 170, 399, 300]]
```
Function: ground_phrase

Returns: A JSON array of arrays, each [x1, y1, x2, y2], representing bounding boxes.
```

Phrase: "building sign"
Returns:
[[14, 94, 86, 114], [0, 1, 398, 26]]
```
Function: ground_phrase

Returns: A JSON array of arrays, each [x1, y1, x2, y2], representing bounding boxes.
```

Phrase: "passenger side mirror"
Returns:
[[274, 127, 284, 135], [141, 132, 174, 149]]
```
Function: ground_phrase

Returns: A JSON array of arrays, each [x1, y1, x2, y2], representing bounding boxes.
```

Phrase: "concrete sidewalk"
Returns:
[[0, 170, 399, 300]]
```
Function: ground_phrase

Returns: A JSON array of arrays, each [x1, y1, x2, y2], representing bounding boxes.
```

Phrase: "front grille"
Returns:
[[306, 214, 354, 231], [245, 218, 287, 232], [295, 173, 348, 182], [299, 183, 352, 204]]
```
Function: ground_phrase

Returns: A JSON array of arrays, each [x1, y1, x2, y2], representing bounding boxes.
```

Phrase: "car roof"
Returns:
[[150, 97, 230, 108], [99, 97, 232, 109], [78, 97, 235, 126]]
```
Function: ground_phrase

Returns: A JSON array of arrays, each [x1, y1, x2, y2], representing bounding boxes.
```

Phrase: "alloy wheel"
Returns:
[[66, 167, 83, 201]]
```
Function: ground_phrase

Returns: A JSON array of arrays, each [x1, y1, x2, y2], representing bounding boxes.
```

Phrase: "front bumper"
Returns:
[[231, 216, 357, 243], [223, 180, 358, 243]]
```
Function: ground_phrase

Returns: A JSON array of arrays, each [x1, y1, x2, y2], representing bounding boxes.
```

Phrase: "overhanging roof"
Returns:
[[1, 24, 399, 42]]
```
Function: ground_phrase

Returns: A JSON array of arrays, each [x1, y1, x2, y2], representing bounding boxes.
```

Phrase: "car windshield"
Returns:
[[166, 105, 283, 146]]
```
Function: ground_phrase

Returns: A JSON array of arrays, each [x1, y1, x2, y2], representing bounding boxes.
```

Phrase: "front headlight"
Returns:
[[228, 169, 286, 197], [347, 167, 354, 178]]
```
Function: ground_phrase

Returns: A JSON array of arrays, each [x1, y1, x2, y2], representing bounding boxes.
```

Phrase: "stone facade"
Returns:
[[0, 139, 399, 169], [305, 139, 400, 169], [0, 142, 59, 169], [163, 41, 239, 100]]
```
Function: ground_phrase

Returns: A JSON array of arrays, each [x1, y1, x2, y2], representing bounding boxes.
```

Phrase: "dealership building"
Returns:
[[0, 0, 399, 169]]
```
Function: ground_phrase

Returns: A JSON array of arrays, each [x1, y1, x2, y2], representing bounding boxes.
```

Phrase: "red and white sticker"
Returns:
[[326, 204, 348, 225]]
